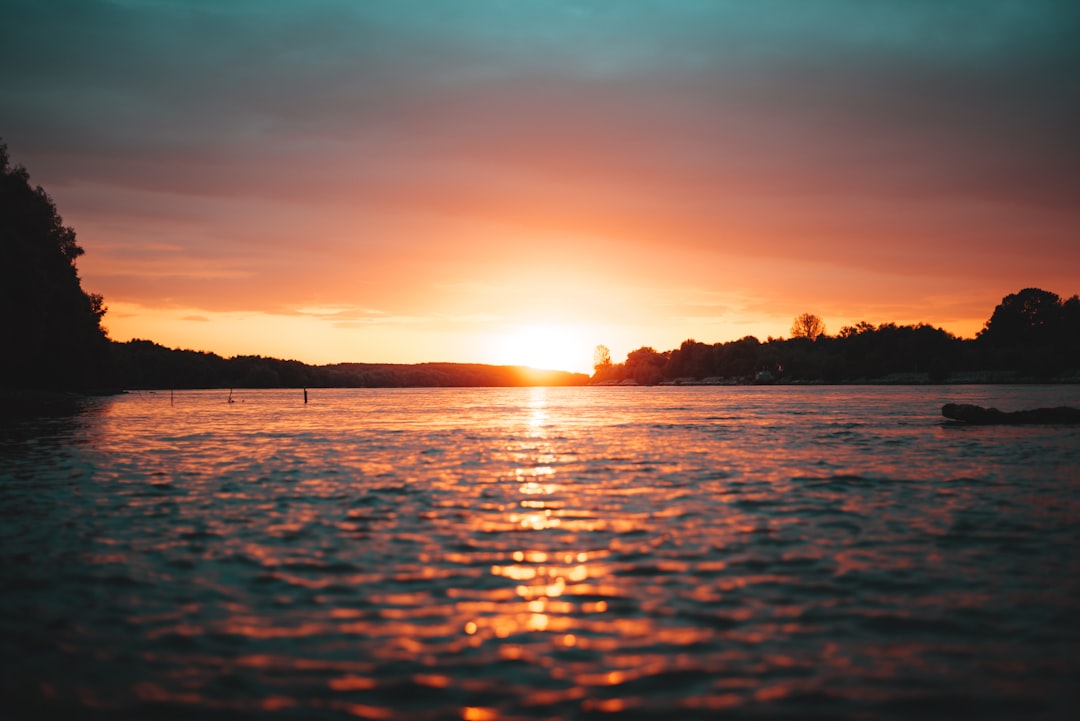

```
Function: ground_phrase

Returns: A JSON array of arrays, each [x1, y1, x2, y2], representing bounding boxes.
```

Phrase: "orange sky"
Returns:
[[4, 1, 1078, 373]]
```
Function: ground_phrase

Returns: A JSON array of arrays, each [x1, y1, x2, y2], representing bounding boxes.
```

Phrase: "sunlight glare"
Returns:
[[490, 324, 591, 373]]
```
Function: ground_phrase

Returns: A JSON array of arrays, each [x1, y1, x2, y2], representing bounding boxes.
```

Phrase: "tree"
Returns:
[[715, 336, 761, 378], [838, 321, 875, 338], [1, 139, 109, 389], [1062, 295, 1080, 344], [591, 344, 617, 382], [624, 346, 667, 385], [979, 288, 1062, 347], [791, 313, 826, 341], [593, 344, 611, 371], [666, 339, 710, 379]]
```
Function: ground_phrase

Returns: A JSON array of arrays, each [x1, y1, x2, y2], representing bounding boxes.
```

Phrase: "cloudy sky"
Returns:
[[4, 0, 1078, 372]]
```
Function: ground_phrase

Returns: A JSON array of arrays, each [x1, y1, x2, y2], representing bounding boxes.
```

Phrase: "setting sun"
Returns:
[[489, 324, 593, 374]]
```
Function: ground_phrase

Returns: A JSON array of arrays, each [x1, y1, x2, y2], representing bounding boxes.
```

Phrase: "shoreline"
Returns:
[[5, 379, 1079, 405]]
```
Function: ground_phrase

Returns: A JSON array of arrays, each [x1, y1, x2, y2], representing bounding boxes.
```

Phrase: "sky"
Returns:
[[4, 0, 1079, 373]]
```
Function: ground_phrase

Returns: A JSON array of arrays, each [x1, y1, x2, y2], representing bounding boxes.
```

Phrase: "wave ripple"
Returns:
[[2, 386, 1079, 720]]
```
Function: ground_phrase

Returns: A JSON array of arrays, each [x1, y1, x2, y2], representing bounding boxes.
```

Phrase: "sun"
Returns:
[[490, 324, 592, 374]]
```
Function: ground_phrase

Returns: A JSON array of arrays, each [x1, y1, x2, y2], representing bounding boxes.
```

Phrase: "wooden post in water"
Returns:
[[228, 388, 234, 404], [170, 389, 174, 406], [303, 388, 308, 404]]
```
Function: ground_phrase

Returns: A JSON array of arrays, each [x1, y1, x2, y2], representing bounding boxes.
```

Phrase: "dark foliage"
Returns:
[[595, 291, 1078, 385], [108, 340, 588, 389], [78, 294, 1080, 390], [975, 288, 1080, 376], [1, 141, 109, 390], [980, 288, 1064, 346]]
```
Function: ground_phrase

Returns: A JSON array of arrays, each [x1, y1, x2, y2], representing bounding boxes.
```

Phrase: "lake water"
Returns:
[[2, 385, 1079, 720]]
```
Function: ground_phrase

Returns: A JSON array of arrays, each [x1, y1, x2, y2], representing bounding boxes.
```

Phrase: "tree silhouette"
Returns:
[[791, 313, 826, 341], [593, 344, 611, 371], [1062, 295, 1080, 344], [1, 140, 109, 389], [979, 288, 1062, 347], [666, 339, 710, 379], [624, 346, 668, 385]]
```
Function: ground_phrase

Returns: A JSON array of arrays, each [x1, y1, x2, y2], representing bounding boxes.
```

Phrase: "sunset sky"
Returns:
[[4, 1, 1079, 373]]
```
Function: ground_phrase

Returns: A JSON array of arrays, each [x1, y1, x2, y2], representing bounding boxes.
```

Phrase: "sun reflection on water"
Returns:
[[5, 387, 1080, 719], [459, 386, 618, 652]]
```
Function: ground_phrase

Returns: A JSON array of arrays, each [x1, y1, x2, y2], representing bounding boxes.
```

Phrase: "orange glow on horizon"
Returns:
[[66, 189, 1021, 375], [96, 297, 994, 374], [10, 0, 1078, 377]]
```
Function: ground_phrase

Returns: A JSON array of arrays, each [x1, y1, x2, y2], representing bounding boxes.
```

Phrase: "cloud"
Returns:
[[3, 0, 1078, 357], [8, 1, 1077, 180]]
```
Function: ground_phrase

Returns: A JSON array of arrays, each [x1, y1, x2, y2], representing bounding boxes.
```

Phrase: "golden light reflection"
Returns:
[[413, 674, 452, 689], [507, 511, 561, 530], [582, 698, 626, 713], [344, 703, 395, 720], [328, 676, 377, 691], [462, 707, 499, 721], [261, 696, 296, 711], [452, 382, 658, 707], [527, 386, 547, 435], [52, 382, 1061, 721], [518, 479, 558, 495]]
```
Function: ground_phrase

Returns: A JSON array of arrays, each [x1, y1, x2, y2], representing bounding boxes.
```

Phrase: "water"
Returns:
[[2, 385, 1079, 720]]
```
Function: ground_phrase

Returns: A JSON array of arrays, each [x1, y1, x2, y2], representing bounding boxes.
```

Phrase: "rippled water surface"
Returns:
[[2, 385, 1079, 720]]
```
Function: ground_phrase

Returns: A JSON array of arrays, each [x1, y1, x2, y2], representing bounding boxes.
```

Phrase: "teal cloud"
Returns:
[[2, 0, 1077, 208]]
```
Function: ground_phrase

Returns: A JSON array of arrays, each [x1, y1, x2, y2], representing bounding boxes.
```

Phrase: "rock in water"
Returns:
[[942, 403, 1080, 425]]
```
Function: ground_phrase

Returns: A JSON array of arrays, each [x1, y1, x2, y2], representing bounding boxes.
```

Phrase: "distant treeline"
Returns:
[[108, 341, 587, 389], [99, 291, 1079, 390], [594, 288, 1080, 385]]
